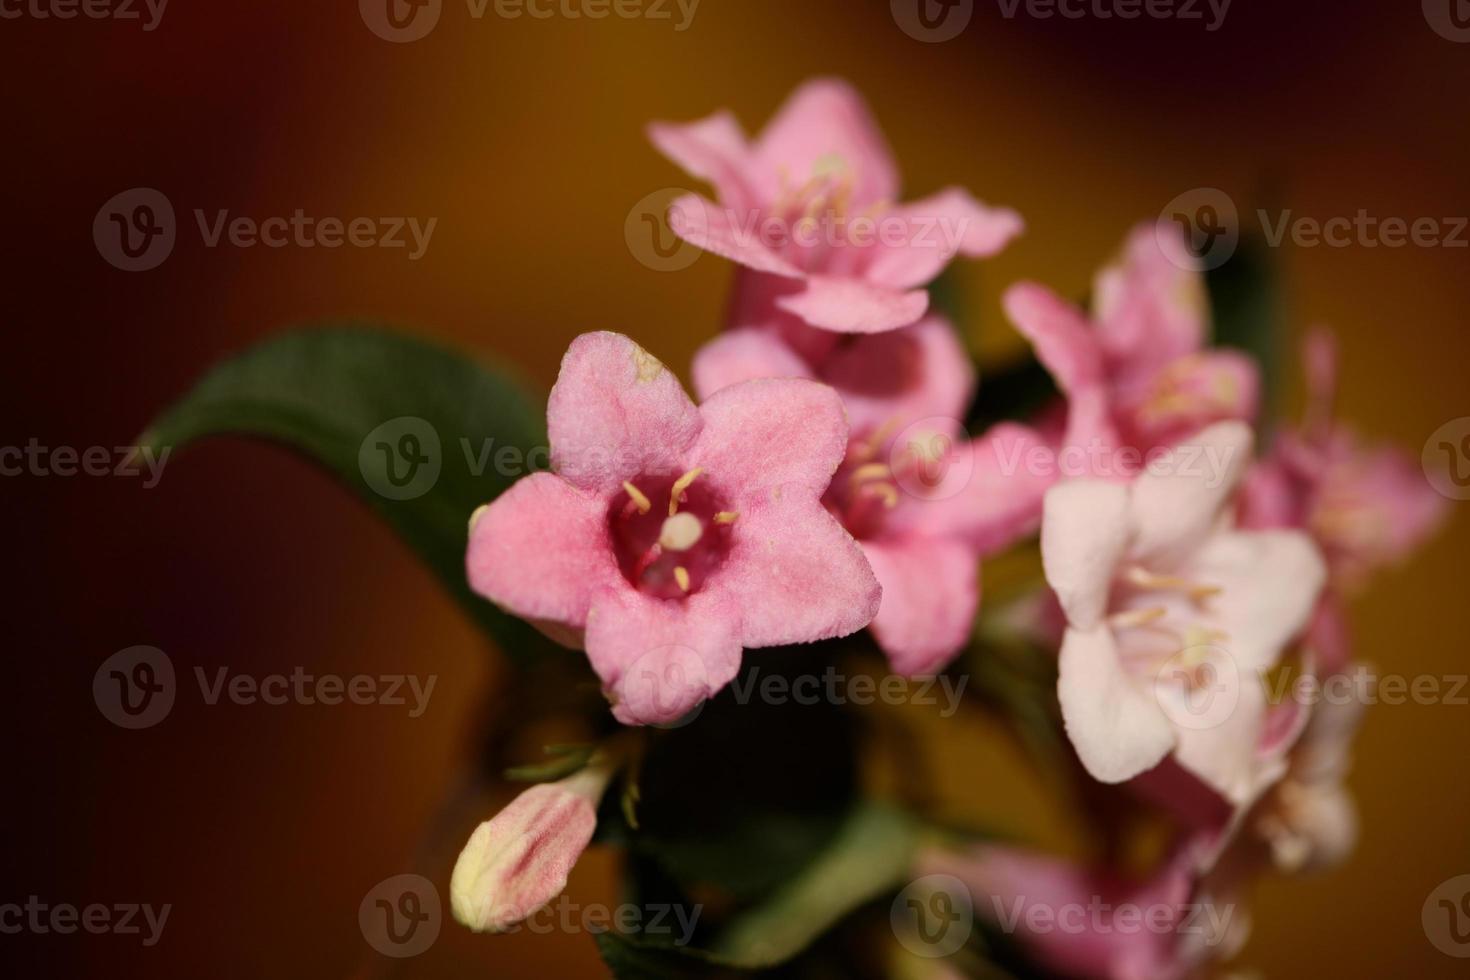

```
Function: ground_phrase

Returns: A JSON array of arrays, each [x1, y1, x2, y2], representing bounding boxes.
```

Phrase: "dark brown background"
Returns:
[[5, 0, 1469, 976]]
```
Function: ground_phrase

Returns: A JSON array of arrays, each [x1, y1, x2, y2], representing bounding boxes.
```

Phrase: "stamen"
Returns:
[[658, 512, 704, 552], [713, 511, 739, 525], [622, 481, 652, 515], [1109, 607, 1168, 630], [849, 462, 892, 486], [1125, 566, 1221, 601], [468, 505, 489, 532], [673, 566, 691, 593], [668, 467, 704, 516], [862, 482, 900, 509]]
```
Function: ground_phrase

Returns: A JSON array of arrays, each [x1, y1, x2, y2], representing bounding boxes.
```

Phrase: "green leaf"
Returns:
[[1208, 237, 1282, 417], [140, 324, 556, 663], [504, 744, 597, 783], [710, 803, 920, 968]]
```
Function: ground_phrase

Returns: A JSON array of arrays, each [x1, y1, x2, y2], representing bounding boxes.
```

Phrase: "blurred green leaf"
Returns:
[[504, 744, 596, 782], [141, 324, 556, 664]]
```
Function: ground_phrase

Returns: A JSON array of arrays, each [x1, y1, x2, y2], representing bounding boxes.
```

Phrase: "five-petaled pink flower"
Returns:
[[1041, 421, 1326, 800], [649, 78, 1023, 335], [466, 331, 881, 725], [692, 314, 1051, 674], [1006, 223, 1259, 465]]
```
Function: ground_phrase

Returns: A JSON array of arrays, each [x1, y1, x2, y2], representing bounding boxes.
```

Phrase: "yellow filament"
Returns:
[[622, 481, 651, 514], [669, 467, 704, 516]]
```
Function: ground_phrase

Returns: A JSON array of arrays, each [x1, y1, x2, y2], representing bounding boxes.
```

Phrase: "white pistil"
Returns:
[[668, 467, 704, 516], [622, 481, 652, 515], [658, 512, 704, 552], [673, 566, 691, 593]]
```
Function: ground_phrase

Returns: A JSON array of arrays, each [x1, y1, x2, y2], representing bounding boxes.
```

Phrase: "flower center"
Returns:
[[1109, 566, 1229, 681], [768, 157, 887, 270], [823, 430, 902, 540], [608, 468, 737, 599]]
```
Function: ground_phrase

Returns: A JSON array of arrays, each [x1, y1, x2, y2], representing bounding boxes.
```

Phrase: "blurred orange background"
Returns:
[[6, 0, 1469, 976]]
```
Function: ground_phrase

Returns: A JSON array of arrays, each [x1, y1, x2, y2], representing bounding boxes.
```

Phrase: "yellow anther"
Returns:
[[659, 512, 704, 552], [468, 504, 490, 533], [673, 566, 691, 593], [713, 511, 739, 525], [863, 482, 900, 509], [849, 462, 892, 486], [622, 481, 652, 514], [669, 467, 704, 516]]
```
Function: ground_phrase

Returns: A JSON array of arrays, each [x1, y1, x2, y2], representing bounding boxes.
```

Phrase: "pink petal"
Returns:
[[1182, 529, 1326, 672], [585, 588, 743, 726], [547, 332, 703, 494], [1003, 282, 1105, 393], [692, 377, 849, 502], [1128, 421, 1254, 567], [647, 110, 760, 211], [865, 188, 1024, 290], [1124, 350, 1261, 448], [466, 473, 614, 633], [819, 316, 976, 436], [1041, 479, 1131, 631], [898, 423, 1051, 554], [775, 274, 929, 334], [691, 328, 812, 401], [1093, 221, 1208, 372], [667, 193, 804, 278], [1058, 624, 1176, 783], [863, 537, 978, 676], [721, 498, 881, 649], [753, 77, 900, 209], [1169, 670, 1270, 806]]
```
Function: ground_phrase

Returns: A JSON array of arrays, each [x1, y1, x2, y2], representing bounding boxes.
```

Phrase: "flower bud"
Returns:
[[450, 765, 612, 932]]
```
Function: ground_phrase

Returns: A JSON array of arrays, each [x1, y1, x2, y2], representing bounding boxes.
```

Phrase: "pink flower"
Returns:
[[924, 841, 1240, 980], [1005, 223, 1259, 465], [649, 78, 1023, 335], [450, 765, 612, 932], [1040, 421, 1326, 799], [1241, 327, 1446, 593], [692, 317, 1051, 675], [466, 332, 881, 725]]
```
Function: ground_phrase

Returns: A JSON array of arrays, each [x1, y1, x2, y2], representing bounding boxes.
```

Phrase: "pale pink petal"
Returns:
[[1059, 625, 1176, 783], [1003, 282, 1106, 393], [1093, 222, 1208, 371], [863, 188, 1024, 289], [466, 473, 614, 631], [585, 588, 742, 726], [1184, 529, 1327, 672], [1128, 421, 1253, 567], [692, 377, 849, 501], [819, 317, 975, 436], [691, 328, 813, 401], [862, 537, 978, 676], [753, 77, 900, 208], [1169, 671, 1270, 806], [1041, 480, 1131, 631], [720, 498, 881, 648], [647, 111, 760, 211], [667, 193, 804, 278], [775, 274, 929, 333], [547, 332, 703, 494]]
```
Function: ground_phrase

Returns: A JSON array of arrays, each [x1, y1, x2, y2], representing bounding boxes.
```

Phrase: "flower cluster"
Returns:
[[449, 78, 1444, 976]]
